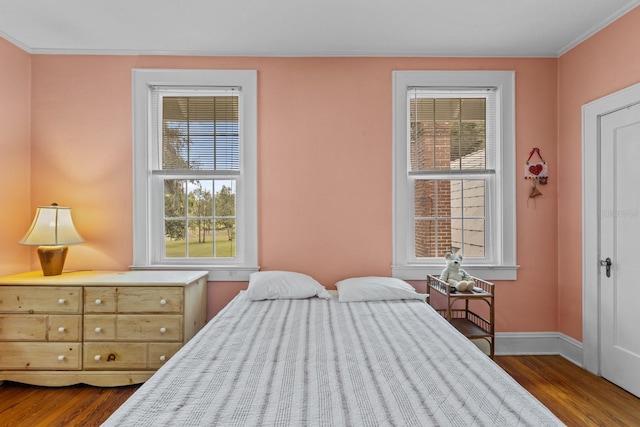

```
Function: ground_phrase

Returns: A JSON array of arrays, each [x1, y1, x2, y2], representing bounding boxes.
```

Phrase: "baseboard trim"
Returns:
[[495, 332, 583, 367]]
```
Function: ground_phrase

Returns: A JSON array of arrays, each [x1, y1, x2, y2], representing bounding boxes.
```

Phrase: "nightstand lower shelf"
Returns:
[[450, 318, 491, 338], [427, 275, 495, 358]]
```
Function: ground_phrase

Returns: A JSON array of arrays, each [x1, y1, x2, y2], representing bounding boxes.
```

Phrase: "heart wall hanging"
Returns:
[[524, 147, 548, 185]]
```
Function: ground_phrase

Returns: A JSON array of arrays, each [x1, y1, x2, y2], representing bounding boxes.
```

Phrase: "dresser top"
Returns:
[[0, 270, 208, 286]]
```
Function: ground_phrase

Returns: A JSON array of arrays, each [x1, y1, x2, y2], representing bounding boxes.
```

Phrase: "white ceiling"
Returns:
[[1, 0, 638, 57]]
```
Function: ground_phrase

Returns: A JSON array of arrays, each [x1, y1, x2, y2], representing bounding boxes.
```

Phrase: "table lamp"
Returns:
[[19, 203, 85, 276]]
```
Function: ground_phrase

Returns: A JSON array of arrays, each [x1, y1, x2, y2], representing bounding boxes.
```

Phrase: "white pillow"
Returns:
[[336, 276, 427, 302], [247, 271, 332, 300]]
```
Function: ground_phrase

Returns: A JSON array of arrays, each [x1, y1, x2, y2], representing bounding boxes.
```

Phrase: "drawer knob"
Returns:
[[159, 355, 166, 361], [160, 299, 167, 306], [160, 327, 167, 334], [58, 298, 65, 305], [95, 299, 102, 305], [94, 355, 101, 361], [95, 327, 102, 333], [58, 327, 66, 333], [58, 355, 65, 361]]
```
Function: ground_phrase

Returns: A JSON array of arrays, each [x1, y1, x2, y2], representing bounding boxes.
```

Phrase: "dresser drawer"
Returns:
[[48, 315, 81, 341], [148, 343, 182, 369], [0, 287, 82, 314], [84, 287, 116, 313], [83, 342, 183, 371], [0, 315, 46, 340], [84, 315, 117, 341], [0, 315, 80, 341], [83, 343, 147, 370], [0, 342, 81, 370], [117, 287, 183, 313], [117, 315, 183, 341]]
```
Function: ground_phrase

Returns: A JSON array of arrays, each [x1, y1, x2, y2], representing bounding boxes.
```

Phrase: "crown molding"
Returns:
[[557, 1, 640, 56]]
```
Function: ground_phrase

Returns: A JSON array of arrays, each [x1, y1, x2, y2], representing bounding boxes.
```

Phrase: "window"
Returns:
[[133, 70, 257, 280], [392, 71, 517, 280]]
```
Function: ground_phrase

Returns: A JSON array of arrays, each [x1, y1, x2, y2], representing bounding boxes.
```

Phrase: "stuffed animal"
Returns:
[[440, 251, 475, 292]]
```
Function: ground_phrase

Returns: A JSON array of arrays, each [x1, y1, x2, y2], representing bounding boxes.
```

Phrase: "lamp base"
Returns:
[[37, 246, 68, 276]]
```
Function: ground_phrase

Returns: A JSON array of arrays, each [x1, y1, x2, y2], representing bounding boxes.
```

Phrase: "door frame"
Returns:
[[582, 82, 640, 375]]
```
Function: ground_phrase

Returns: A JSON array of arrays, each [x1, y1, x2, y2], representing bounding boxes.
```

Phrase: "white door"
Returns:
[[600, 103, 640, 397]]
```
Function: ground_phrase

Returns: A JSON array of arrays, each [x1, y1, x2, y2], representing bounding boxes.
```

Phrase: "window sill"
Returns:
[[130, 265, 259, 281], [392, 264, 519, 281]]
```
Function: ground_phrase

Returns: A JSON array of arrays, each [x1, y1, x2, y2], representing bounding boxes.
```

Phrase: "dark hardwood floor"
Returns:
[[0, 356, 639, 426], [496, 355, 640, 426], [0, 381, 138, 427]]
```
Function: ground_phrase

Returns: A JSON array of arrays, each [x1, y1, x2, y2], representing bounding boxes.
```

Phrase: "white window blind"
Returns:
[[408, 88, 496, 173], [150, 87, 240, 173]]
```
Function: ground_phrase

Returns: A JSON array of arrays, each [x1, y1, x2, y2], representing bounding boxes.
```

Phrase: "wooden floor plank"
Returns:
[[0, 355, 639, 426]]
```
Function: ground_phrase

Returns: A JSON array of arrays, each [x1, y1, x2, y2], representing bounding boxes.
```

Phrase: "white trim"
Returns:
[[0, 29, 32, 53], [582, 81, 640, 374], [392, 70, 517, 281], [392, 264, 518, 280], [495, 332, 583, 367], [129, 264, 258, 281], [132, 69, 258, 281], [21, 47, 558, 58], [10, 45, 621, 60]]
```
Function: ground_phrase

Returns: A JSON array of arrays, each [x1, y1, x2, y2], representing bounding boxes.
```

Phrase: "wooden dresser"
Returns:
[[0, 270, 207, 387]]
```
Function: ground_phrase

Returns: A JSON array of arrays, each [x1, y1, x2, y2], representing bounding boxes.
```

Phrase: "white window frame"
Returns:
[[132, 69, 258, 281], [392, 70, 518, 280]]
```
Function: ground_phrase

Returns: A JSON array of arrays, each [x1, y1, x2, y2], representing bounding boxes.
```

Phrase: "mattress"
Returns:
[[103, 291, 563, 426]]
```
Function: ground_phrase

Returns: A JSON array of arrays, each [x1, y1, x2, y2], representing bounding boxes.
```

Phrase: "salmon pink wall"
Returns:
[[557, 6, 640, 340], [27, 55, 559, 328], [0, 38, 32, 275], [30, 55, 137, 272]]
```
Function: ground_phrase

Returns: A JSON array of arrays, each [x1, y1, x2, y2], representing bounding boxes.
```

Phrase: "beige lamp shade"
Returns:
[[19, 205, 84, 246]]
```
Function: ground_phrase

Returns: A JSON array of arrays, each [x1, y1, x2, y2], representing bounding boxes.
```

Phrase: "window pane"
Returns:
[[462, 180, 485, 218], [414, 219, 434, 257], [214, 180, 236, 258], [414, 218, 456, 258], [463, 219, 485, 258], [436, 219, 453, 257], [414, 180, 452, 218], [215, 219, 236, 258], [164, 179, 187, 258], [187, 180, 214, 258], [435, 180, 452, 218], [188, 219, 214, 258], [409, 96, 487, 171], [165, 220, 186, 258], [214, 181, 235, 217], [165, 179, 187, 220], [414, 180, 435, 218], [188, 180, 213, 219], [162, 96, 239, 171]]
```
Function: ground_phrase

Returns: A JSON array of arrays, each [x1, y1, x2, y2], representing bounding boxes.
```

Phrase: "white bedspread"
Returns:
[[103, 292, 563, 426]]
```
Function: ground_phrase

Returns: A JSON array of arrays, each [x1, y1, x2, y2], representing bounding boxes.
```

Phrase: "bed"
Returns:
[[103, 274, 562, 426]]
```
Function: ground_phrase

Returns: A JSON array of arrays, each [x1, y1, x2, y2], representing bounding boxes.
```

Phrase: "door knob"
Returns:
[[600, 257, 612, 278]]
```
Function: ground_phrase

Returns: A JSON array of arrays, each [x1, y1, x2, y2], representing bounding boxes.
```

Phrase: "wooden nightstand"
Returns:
[[426, 274, 495, 358], [0, 270, 207, 386]]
